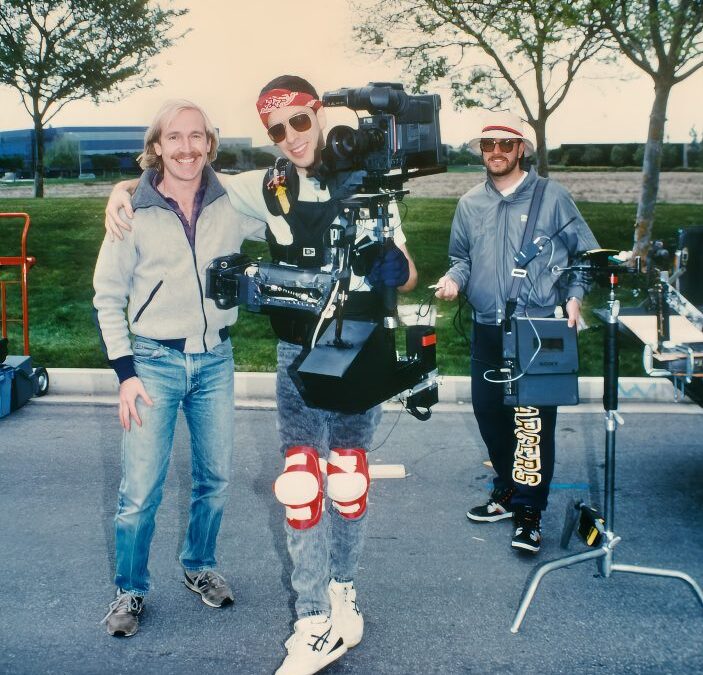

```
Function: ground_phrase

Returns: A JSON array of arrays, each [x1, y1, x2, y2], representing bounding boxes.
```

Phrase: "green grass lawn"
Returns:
[[0, 195, 701, 375]]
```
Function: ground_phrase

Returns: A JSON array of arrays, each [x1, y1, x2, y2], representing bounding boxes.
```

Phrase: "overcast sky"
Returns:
[[1, 0, 702, 148]]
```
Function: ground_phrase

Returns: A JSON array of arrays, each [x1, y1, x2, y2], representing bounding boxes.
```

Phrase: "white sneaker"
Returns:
[[328, 579, 363, 648], [275, 615, 347, 675]]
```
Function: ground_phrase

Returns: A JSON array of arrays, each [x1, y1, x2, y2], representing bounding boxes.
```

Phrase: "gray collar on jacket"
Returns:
[[133, 165, 226, 211]]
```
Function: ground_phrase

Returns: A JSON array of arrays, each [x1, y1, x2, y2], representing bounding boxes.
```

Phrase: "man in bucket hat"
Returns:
[[466, 111, 536, 161], [434, 111, 598, 554]]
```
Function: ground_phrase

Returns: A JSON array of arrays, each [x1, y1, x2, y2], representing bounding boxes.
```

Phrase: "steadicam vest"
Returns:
[[261, 163, 383, 344]]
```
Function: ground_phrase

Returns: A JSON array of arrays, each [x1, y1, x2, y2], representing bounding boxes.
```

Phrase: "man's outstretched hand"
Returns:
[[433, 275, 459, 301]]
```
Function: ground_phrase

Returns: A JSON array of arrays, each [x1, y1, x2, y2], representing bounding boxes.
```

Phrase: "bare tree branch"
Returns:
[[594, 0, 703, 259], [353, 0, 608, 175]]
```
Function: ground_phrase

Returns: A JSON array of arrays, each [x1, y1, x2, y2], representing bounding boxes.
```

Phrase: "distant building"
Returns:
[[220, 137, 252, 148], [0, 126, 146, 175], [0, 126, 252, 175]]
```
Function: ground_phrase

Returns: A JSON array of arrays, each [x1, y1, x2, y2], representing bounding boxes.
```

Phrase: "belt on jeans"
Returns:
[[139, 327, 230, 352]]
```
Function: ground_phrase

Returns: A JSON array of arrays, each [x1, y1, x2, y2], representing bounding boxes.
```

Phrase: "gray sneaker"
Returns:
[[101, 590, 143, 637], [184, 569, 234, 607]]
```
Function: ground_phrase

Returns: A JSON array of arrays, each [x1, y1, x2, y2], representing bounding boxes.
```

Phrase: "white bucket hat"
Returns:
[[468, 111, 535, 156]]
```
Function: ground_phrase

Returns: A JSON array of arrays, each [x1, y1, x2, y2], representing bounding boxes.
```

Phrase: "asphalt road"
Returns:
[[1, 401, 702, 675]]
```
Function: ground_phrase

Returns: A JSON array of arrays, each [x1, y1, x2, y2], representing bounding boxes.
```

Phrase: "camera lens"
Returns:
[[327, 125, 357, 160], [326, 125, 386, 162], [326, 125, 364, 161]]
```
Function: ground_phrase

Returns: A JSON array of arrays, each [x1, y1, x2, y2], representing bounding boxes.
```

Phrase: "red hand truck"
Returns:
[[0, 212, 49, 417]]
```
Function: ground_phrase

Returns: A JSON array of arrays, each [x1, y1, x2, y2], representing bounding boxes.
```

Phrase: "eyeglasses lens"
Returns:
[[289, 113, 312, 132], [267, 124, 286, 143], [480, 139, 516, 153]]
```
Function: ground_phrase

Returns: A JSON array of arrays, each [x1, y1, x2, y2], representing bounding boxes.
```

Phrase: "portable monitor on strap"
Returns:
[[501, 178, 579, 407]]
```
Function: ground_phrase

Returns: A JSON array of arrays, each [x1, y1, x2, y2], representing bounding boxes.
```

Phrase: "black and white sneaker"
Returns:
[[275, 615, 347, 675], [511, 505, 542, 553], [467, 487, 515, 522]]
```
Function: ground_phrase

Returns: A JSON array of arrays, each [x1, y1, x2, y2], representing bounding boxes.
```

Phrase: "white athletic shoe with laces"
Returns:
[[328, 579, 364, 648], [275, 615, 347, 675]]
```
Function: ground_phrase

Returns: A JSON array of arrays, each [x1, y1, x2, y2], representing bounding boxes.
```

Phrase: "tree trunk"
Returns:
[[532, 117, 549, 178], [633, 82, 672, 263], [33, 115, 45, 198]]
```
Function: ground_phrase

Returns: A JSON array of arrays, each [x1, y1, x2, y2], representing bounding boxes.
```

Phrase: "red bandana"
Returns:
[[256, 89, 322, 127]]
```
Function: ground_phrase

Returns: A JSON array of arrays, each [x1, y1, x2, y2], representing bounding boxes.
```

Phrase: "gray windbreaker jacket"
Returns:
[[93, 166, 264, 381], [446, 167, 599, 325]]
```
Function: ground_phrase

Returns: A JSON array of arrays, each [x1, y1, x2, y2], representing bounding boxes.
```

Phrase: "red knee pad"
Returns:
[[273, 446, 323, 530], [327, 448, 370, 519]]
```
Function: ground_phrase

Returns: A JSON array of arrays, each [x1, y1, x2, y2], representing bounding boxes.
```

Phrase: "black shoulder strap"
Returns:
[[505, 177, 548, 324]]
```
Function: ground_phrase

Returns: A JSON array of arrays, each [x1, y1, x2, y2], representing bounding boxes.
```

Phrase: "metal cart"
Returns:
[[0, 212, 49, 417]]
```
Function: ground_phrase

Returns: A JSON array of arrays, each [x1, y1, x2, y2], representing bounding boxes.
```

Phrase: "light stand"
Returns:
[[510, 267, 703, 633]]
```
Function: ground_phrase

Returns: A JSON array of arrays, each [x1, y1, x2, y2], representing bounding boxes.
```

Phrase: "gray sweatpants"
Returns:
[[276, 340, 382, 618]]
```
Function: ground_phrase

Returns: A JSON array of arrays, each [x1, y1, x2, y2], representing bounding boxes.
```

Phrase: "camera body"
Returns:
[[321, 82, 446, 185]]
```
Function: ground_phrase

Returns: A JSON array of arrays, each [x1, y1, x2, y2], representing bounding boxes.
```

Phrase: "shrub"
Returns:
[[610, 144, 634, 167], [582, 145, 606, 166]]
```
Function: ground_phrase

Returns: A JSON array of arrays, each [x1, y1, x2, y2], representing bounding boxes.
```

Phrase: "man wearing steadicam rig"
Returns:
[[435, 111, 598, 554], [105, 76, 420, 675], [244, 76, 417, 675]]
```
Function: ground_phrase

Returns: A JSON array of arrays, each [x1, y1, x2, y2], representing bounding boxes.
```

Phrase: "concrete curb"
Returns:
[[42, 368, 689, 406]]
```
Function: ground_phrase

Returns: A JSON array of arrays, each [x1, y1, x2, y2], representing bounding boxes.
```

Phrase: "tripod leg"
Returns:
[[611, 563, 703, 607], [511, 547, 607, 633]]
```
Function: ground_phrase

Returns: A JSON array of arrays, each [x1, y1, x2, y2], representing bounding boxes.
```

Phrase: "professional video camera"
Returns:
[[206, 83, 447, 419], [320, 82, 447, 191]]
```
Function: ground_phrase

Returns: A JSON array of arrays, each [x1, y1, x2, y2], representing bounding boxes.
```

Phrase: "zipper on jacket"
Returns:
[[183, 224, 208, 352], [496, 200, 507, 322], [133, 280, 163, 323], [191, 246, 208, 351]]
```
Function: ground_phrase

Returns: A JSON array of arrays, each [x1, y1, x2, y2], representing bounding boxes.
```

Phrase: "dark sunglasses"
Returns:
[[267, 112, 313, 143], [479, 138, 520, 153]]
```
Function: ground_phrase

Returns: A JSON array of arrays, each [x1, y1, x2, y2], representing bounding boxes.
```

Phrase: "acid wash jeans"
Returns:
[[113, 336, 235, 596], [276, 341, 382, 618]]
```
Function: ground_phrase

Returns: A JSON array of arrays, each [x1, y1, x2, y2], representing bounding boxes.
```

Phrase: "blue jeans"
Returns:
[[113, 336, 235, 596], [276, 341, 382, 618]]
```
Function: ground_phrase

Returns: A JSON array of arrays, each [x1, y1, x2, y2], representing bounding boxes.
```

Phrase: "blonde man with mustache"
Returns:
[[95, 99, 262, 637]]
